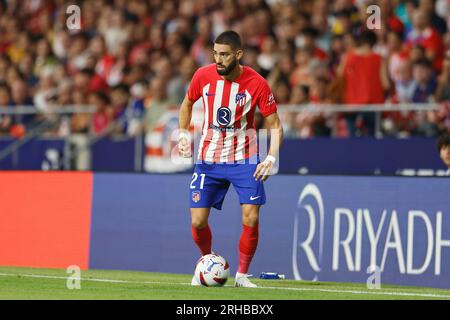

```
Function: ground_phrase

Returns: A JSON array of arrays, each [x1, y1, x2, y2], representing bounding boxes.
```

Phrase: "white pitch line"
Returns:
[[0, 273, 173, 286], [0, 272, 450, 299], [257, 285, 450, 299]]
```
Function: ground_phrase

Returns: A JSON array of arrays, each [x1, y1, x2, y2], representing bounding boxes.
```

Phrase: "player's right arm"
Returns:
[[178, 95, 195, 158], [179, 67, 203, 158]]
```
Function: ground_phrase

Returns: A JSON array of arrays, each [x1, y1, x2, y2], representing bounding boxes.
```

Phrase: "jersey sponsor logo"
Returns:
[[209, 123, 235, 132], [235, 92, 247, 107], [192, 191, 201, 203], [268, 93, 275, 106], [217, 107, 232, 126]]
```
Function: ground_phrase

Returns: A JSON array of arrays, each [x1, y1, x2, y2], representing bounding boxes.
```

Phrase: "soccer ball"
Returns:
[[194, 253, 229, 287]]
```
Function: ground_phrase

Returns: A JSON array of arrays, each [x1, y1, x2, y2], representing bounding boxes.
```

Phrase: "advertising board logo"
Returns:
[[292, 183, 324, 281], [292, 181, 450, 285]]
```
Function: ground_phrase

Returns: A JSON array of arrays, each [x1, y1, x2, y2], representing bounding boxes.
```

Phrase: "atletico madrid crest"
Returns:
[[235, 92, 247, 107], [192, 191, 201, 203]]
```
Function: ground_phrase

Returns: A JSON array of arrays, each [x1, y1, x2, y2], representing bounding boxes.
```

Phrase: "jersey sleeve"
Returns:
[[187, 69, 202, 102], [257, 80, 277, 117]]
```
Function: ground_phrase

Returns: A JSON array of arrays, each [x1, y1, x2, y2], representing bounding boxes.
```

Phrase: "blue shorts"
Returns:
[[189, 160, 266, 210]]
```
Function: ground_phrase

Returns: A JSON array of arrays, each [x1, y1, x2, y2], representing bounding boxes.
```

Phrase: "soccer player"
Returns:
[[178, 31, 283, 287], [437, 133, 450, 176]]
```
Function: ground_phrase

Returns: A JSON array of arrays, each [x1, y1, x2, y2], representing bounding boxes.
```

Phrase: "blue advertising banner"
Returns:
[[0, 139, 14, 169], [89, 173, 450, 289], [91, 137, 138, 172], [0, 137, 139, 171], [279, 137, 445, 175], [1, 137, 446, 174], [89, 174, 196, 273], [0, 138, 64, 170], [291, 177, 450, 289]]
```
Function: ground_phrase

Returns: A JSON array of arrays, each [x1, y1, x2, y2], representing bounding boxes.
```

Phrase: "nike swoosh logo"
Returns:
[[206, 93, 215, 96], [250, 196, 261, 200]]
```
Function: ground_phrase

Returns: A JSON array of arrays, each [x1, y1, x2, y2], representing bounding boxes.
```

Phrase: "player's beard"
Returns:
[[216, 58, 237, 76]]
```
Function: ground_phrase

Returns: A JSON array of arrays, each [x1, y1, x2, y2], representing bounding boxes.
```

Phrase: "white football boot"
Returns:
[[234, 272, 258, 288], [191, 275, 201, 286]]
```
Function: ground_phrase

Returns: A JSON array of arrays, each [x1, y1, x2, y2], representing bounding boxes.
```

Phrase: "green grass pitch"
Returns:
[[0, 266, 449, 300]]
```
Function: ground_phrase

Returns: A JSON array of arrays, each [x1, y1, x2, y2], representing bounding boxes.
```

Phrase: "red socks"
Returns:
[[238, 224, 259, 274], [192, 223, 259, 274], [191, 225, 212, 256]]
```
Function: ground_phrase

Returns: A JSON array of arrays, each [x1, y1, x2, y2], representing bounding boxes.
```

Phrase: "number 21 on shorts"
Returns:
[[190, 173, 206, 189]]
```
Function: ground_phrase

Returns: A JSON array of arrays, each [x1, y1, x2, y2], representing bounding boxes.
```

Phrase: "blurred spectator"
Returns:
[[338, 30, 390, 136], [267, 52, 295, 88], [89, 91, 111, 135], [340, 30, 390, 104], [125, 81, 147, 136], [242, 46, 268, 77], [412, 58, 437, 103], [0, 83, 12, 135], [273, 80, 291, 104], [56, 80, 74, 106], [394, 59, 416, 103], [257, 36, 278, 75], [414, 108, 440, 136], [290, 47, 318, 87], [33, 70, 57, 112], [297, 76, 332, 137], [409, 44, 427, 62], [34, 38, 58, 75], [387, 31, 409, 83], [143, 76, 174, 132], [71, 104, 92, 135], [73, 68, 93, 95], [383, 58, 417, 137], [297, 27, 328, 61], [10, 78, 35, 127], [405, 8, 445, 71], [167, 56, 198, 105], [418, 0, 447, 36], [395, 0, 416, 31], [67, 33, 90, 73], [329, 35, 346, 76], [99, 8, 130, 55], [331, 4, 360, 37], [190, 16, 214, 66], [436, 101, 450, 133], [282, 84, 309, 138], [110, 84, 130, 134], [7, 32, 32, 65], [289, 85, 310, 105], [436, 56, 450, 102]]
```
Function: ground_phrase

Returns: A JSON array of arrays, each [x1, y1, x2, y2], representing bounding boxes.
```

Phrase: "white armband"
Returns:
[[178, 131, 191, 142], [264, 155, 276, 164]]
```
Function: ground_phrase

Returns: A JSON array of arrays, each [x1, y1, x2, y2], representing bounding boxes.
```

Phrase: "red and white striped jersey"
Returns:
[[187, 64, 277, 162]]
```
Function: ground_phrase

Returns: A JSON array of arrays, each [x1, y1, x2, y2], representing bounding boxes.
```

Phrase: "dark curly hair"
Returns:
[[436, 133, 450, 152]]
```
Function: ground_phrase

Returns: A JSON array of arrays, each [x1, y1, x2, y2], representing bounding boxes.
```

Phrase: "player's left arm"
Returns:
[[254, 112, 283, 182]]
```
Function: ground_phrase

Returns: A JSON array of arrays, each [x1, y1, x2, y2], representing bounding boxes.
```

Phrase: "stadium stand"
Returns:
[[0, 0, 449, 140]]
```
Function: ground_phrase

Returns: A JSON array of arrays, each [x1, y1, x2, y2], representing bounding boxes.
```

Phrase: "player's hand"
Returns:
[[178, 137, 192, 158], [253, 159, 273, 182]]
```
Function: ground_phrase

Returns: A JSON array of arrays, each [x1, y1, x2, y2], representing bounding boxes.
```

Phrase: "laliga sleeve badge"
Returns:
[[192, 191, 201, 203]]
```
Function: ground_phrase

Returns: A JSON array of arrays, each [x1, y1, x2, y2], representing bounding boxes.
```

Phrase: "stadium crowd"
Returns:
[[0, 0, 450, 138]]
